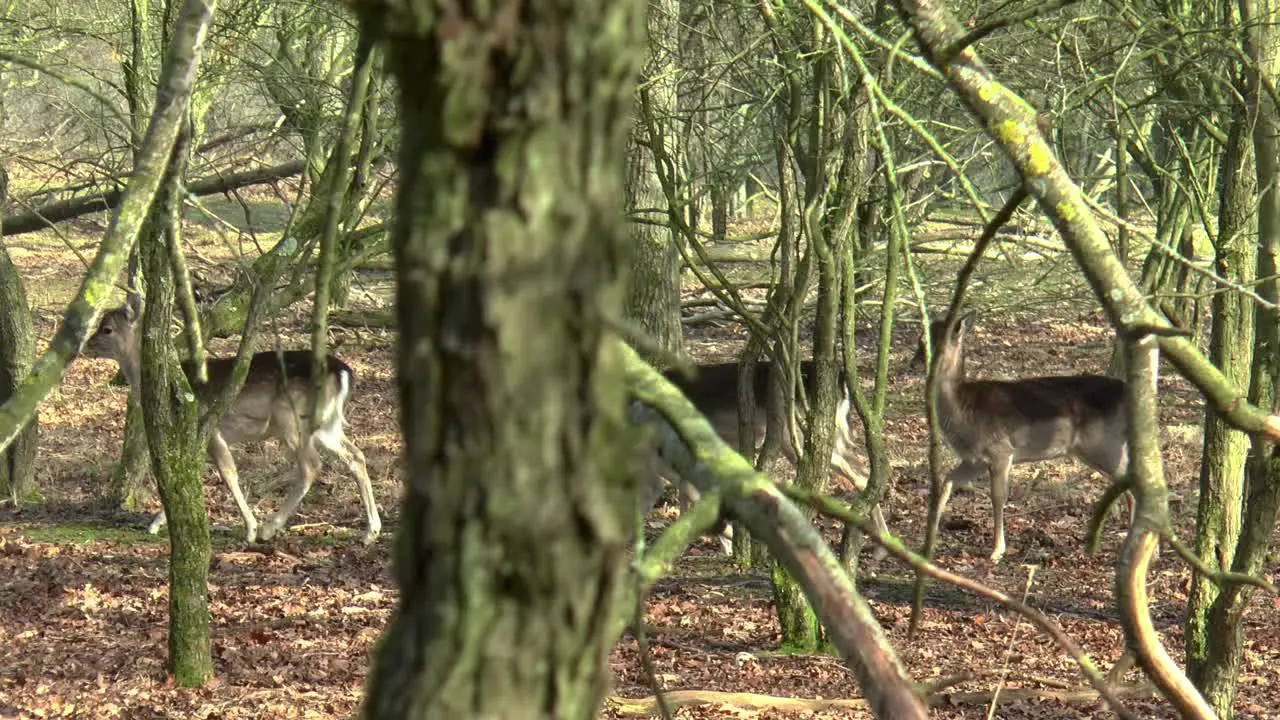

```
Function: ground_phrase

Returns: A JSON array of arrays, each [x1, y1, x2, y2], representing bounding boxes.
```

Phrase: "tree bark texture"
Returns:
[[139, 136, 214, 686], [356, 1, 646, 718], [624, 0, 683, 360], [0, 167, 38, 503], [1188, 1, 1280, 713], [112, 395, 153, 510], [1186, 114, 1258, 694]]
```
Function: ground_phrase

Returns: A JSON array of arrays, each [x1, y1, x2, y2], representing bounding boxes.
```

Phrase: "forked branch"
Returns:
[[619, 342, 927, 719]]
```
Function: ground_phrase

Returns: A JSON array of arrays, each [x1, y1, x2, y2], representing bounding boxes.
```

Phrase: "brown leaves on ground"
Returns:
[[0, 528, 392, 719]]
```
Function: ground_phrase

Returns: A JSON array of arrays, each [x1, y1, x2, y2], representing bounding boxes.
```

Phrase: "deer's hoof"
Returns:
[[989, 546, 1007, 564], [258, 518, 283, 542], [718, 537, 734, 556]]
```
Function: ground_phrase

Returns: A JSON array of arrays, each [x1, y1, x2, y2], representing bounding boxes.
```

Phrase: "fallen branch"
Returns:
[[786, 486, 1141, 720], [606, 682, 1157, 717], [606, 690, 867, 717], [328, 309, 396, 329], [929, 684, 1157, 709], [3, 160, 306, 237]]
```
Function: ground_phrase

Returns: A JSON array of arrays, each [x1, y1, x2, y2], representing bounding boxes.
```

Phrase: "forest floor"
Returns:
[[1, 213, 1279, 719]]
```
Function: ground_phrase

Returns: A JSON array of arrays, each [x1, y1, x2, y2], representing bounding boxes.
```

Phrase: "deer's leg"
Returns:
[[1078, 438, 1146, 548], [314, 427, 382, 545], [148, 509, 168, 535], [679, 482, 697, 514], [674, 478, 737, 557], [986, 454, 1014, 563], [863, 503, 892, 568], [947, 457, 998, 560], [638, 455, 670, 518], [209, 433, 259, 543], [259, 435, 321, 542]]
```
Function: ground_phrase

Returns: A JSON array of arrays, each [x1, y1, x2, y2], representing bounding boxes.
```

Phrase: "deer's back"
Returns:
[[181, 351, 355, 442], [943, 374, 1126, 463], [663, 362, 770, 444], [663, 360, 846, 455], [184, 351, 354, 396]]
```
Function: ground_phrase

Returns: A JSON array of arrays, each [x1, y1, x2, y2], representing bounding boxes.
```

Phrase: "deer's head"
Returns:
[[908, 310, 976, 373]]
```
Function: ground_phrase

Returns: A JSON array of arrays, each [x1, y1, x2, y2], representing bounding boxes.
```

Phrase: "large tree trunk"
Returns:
[[624, 0, 682, 362], [625, 132, 682, 359], [1185, 112, 1258, 703], [0, 167, 38, 504], [356, 1, 645, 717]]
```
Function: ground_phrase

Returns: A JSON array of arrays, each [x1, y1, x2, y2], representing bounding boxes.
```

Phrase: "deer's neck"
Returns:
[[933, 351, 967, 401], [118, 345, 144, 390]]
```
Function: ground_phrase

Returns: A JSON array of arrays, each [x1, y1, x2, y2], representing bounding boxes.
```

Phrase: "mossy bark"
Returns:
[[140, 224, 214, 686], [139, 123, 214, 686], [355, 0, 646, 717], [1185, 115, 1257, 695], [0, 168, 38, 504], [1187, 3, 1280, 713]]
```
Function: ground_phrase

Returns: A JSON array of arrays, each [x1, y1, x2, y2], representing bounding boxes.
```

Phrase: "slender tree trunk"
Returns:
[[1185, 113, 1258, 698], [112, 395, 153, 510], [1116, 122, 1130, 265], [0, 167, 38, 504], [113, 0, 160, 510], [140, 179, 214, 686], [1105, 124, 1130, 380], [112, 243, 152, 510], [1188, 2, 1280, 714], [356, 1, 645, 717]]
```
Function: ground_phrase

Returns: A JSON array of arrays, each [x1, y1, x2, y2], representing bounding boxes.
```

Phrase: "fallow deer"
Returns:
[[84, 304, 381, 545], [639, 360, 884, 554], [911, 312, 1129, 563]]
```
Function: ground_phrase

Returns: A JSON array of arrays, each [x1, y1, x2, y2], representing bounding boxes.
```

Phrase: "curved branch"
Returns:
[[1163, 533, 1278, 595], [1118, 333, 1215, 718]]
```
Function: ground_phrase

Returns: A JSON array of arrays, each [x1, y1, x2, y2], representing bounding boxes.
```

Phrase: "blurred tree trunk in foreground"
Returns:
[[356, 0, 647, 718]]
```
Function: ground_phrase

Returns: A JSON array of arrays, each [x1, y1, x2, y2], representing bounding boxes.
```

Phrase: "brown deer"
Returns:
[[639, 360, 885, 554], [83, 304, 381, 545], [911, 312, 1129, 563]]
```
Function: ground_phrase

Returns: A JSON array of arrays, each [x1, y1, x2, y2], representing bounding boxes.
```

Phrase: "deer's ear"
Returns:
[[958, 310, 978, 334], [124, 293, 141, 322]]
